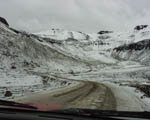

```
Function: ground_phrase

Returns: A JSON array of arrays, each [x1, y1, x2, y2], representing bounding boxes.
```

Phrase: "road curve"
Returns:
[[15, 79, 116, 111]]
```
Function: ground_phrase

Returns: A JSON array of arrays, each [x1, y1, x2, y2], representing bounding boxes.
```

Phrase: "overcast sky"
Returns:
[[0, 0, 150, 33]]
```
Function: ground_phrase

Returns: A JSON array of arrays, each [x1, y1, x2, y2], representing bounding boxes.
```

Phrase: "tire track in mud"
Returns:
[[51, 82, 93, 105], [15, 78, 116, 111], [62, 81, 116, 110]]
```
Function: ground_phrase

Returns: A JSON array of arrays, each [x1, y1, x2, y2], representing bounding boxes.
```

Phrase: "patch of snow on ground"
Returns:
[[104, 82, 150, 111]]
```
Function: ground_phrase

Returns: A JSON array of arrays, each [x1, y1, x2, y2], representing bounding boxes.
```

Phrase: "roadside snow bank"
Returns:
[[104, 82, 150, 111], [0, 72, 77, 100]]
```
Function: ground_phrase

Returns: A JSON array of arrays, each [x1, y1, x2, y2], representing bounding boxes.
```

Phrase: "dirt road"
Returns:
[[15, 80, 116, 111]]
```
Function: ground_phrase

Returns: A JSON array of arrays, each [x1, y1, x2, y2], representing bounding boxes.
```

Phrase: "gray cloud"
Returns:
[[0, 0, 150, 33]]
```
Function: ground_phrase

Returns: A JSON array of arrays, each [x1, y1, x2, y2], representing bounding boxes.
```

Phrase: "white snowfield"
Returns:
[[1, 19, 150, 111], [105, 82, 150, 111]]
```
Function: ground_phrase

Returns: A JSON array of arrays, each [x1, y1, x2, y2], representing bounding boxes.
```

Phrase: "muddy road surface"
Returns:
[[15, 80, 116, 111]]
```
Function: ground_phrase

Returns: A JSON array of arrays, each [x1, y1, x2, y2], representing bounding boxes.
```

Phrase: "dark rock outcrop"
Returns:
[[113, 39, 150, 52], [0, 17, 9, 26], [112, 39, 150, 65], [134, 25, 148, 31], [98, 30, 113, 35], [4, 90, 12, 97], [131, 84, 150, 97]]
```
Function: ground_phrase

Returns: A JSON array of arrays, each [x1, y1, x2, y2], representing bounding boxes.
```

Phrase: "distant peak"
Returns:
[[0, 17, 9, 26]]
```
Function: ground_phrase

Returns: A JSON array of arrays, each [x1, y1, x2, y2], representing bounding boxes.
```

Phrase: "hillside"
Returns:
[[0, 17, 89, 98]]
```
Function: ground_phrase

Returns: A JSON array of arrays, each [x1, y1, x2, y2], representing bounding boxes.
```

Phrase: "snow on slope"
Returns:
[[0, 18, 89, 99], [132, 25, 150, 43], [104, 82, 150, 111], [35, 25, 150, 65], [34, 24, 150, 68], [35, 26, 150, 111], [36, 28, 89, 41], [0, 20, 15, 34], [0, 21, 90, 72], [112, 25, 150, 66], [1, 15, 150, 110], [35, 29, 126, 65]]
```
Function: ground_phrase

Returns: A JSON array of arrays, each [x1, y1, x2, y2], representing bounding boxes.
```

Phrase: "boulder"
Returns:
[[4, 90, 12, 97]]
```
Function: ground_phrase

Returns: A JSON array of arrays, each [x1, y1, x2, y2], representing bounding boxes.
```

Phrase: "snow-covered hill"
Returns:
[[36, 28, 90, 41], [112, 25, 150, 65], [35, 29, 126, 65], [0, 19, 90, 72], [35, 25, 150, 67], [0, 17, 89, 99]]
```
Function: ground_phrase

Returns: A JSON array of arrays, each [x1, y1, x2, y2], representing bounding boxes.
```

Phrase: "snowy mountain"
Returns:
[[36, 28, 90, 41], [35, 29, 127, 65], [35, 25, 150, 66], [1, 16, 150, 107], [0, 23, 89, 72]]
